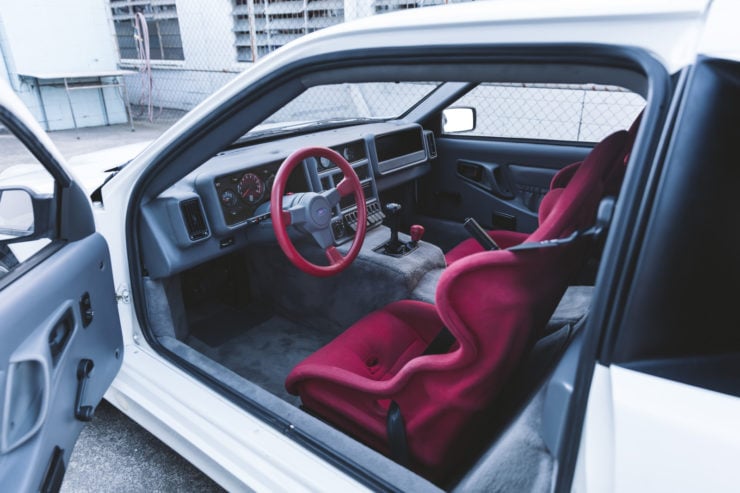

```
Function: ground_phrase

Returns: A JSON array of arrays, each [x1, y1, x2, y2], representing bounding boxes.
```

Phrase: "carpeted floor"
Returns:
[[183, 286, 593, 406], [187, 314, 340, 405], [188, 303, 273, 347]]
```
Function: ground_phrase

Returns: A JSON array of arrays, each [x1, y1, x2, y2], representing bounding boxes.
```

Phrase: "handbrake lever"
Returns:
[[463, 217, 500, 251]]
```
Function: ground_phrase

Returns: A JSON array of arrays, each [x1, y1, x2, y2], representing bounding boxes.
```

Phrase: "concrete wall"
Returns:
[[0, 0, 128, 130], [120, 0, 246, 113]]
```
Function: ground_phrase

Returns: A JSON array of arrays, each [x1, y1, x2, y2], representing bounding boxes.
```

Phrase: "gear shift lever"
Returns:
[[384, 202, 403, 253], [377, 203, 425, 256]]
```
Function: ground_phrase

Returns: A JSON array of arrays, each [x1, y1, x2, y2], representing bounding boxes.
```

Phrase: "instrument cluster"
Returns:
[[214, 162, 279, 226]]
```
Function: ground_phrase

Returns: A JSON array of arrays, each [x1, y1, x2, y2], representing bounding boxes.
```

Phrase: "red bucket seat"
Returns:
[[286, 122, 637, 479]]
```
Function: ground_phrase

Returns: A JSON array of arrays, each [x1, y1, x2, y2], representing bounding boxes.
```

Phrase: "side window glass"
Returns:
[[443, 83, 645, 143], [0, 122, 56, 279]]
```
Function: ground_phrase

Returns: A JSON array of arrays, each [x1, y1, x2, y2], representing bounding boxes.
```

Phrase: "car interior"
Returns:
[[129, 53, 652, 491]]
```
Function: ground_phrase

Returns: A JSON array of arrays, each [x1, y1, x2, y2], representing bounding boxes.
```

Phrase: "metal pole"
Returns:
[[32, 78, 50, 131], [98, 76, 110, 126], [303, 0, 308, 35], [63, 77, 80, 138], [265, 0, 272, 52], [119, 74, 135, 132], [247, 0, 258, 61]]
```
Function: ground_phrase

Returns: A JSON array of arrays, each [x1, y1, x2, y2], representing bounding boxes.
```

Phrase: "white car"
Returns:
[[1, 1, 739, 491]]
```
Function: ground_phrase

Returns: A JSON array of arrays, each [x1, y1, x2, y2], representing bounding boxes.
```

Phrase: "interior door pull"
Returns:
[[74, 359, 95, 422], [456, 160, 516, 199]]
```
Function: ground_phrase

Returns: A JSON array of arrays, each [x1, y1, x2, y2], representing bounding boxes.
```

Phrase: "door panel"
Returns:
[[0, 233, 123, 490], [0, 88, 123, 490], [417, 137, 589, 246]]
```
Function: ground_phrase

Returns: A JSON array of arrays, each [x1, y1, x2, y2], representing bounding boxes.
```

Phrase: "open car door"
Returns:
[[0, 82, 123, 491]]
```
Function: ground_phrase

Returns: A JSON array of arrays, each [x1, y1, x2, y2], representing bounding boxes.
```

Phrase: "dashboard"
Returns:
[[140, 122, 437, 279]]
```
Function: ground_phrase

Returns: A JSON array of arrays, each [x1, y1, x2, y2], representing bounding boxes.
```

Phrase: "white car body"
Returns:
[[1, 0, 739, 491]]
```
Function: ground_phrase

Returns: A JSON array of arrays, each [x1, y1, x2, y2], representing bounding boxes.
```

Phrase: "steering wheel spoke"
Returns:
[[336, 177, 355, 197], [321, 188, 341, 208], [285, 205, 306, 226], [325, 246, 344, 265], [311, 228, 335, 249]]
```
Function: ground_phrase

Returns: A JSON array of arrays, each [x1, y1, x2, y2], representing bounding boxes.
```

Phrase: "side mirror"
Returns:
[[442, 107, 476, 133], [0, 187, 53, 244]]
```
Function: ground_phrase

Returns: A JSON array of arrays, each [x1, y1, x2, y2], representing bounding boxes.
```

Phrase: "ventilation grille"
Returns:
[[180, 198, 209, 241], [425, 131, 437, 159]]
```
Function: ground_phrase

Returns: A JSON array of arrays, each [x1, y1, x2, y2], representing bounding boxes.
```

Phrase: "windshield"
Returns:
[[244, 82, 441, 139]]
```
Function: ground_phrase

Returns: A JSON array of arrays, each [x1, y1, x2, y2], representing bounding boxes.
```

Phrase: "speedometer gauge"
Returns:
[[237, 172, 265, 203]]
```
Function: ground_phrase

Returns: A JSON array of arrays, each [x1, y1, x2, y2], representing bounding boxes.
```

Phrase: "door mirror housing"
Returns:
[[442, 107, 476, 133], [0, 187, 54, 244]]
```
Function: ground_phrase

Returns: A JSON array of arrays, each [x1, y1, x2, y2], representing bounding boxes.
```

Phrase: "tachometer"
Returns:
[[237, 172, 265, 204]]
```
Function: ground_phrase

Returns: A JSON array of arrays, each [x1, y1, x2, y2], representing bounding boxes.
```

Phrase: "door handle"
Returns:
[[74, 359, 95, 422]]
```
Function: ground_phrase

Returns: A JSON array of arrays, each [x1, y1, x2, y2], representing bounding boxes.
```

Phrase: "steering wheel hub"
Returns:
[[307, 195, 332, 228]]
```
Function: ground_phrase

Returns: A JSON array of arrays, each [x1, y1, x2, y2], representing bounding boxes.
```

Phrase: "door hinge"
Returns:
[[116, 285, 130, 304]]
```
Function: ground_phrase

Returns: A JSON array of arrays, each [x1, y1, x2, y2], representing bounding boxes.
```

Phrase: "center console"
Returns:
[[314, 141, 385, 244]]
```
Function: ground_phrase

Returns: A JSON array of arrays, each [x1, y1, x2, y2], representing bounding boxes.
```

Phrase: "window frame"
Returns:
[[0, 112, 66, 291], [110, 0, 185, 63]]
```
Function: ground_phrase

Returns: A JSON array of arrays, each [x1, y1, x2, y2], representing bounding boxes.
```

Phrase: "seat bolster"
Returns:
[[538, 187, 564, 225], [550, 160, 582, 189], [435, 247, 573, 374], [529, 130, 629, 243]]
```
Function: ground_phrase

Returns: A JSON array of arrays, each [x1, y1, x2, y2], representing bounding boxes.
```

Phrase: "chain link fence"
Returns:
[[110, 0, 471, 124], [447, 83, 645, 142], [110, 0, 643, 143]]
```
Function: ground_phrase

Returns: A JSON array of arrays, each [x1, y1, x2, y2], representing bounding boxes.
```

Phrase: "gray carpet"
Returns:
[[186, 315, 339, 405]]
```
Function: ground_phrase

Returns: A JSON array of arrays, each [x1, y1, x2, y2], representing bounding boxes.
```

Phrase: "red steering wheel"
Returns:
[[271, 146, 367, 277]]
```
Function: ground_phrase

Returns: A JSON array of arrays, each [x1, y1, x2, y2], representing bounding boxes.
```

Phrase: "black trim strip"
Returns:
[[0, 241, 66, 291]]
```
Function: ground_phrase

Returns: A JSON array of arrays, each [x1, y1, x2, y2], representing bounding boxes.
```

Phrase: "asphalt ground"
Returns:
[[2, 118, 224, 491], [61, 401, 224, 492]]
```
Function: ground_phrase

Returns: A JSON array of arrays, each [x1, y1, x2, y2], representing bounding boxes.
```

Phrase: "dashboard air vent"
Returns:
[[425, 131, 437, 159], [180, 198, 209, 241]]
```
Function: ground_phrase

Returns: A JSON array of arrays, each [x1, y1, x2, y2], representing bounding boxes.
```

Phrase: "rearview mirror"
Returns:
[[0, 187, 53, 243], [442, 107, 476, 133]]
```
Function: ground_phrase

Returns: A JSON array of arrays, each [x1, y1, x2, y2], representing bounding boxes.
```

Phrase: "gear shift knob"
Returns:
[[384, 202, 402, 217], [410, 224, 424, 244]]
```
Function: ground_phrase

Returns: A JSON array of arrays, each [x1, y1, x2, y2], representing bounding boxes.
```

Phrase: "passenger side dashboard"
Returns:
[[139, 122, 437, 279]]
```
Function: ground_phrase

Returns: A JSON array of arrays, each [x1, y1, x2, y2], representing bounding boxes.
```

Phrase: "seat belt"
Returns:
[[423, 327, 456, 355], [386, 401, 410, 466], [508, 196, 615, 253]]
